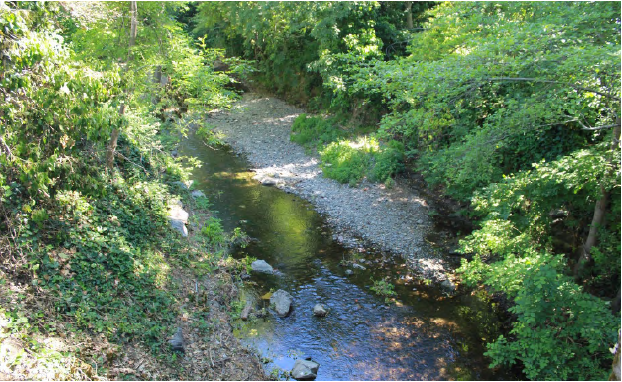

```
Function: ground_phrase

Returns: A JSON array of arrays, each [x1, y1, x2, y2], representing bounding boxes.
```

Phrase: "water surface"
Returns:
[[182, 132, 508, 380]]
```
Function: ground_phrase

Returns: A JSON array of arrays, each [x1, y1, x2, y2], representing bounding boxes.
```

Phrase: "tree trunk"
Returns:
[[405, 2, 414, 30], [610, 330, 621, 381], [106, 104, 125, 170], [612, 287, 621, 314], [127, 1, 138, 62], [574, 186, 608, 276], [574, 115, 621, 277]]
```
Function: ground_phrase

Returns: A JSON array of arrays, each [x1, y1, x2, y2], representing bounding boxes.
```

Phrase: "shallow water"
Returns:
[[182, 132, 509, 381]]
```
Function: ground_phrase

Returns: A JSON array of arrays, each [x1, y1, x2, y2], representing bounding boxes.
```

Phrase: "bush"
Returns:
[[290, 114, 343, 148], [320, 139, 373, 185], [201, 216, 225, 245], [320, 137, 405, 185]]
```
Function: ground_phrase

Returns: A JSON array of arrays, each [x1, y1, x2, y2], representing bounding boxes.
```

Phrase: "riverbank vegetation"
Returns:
[[0, 2, 260, 379], [194, 1, 621, 380]]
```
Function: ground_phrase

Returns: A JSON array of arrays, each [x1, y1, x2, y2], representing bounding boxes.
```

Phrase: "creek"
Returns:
[[182, 131, 510, 381]]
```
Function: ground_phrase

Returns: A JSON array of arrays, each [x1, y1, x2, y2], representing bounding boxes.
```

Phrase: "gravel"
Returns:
[[206, 93, 450, 282]]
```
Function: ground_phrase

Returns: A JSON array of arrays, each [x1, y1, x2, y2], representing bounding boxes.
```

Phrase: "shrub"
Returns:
[[320, 137, 405, 185], [290, 114, 343, 148]]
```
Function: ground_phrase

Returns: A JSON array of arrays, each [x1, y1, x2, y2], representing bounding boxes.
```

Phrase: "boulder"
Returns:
[[241, 303, 253, 321], [313, 304, 327, 317], [168, 201, 189, 237], [191, 190, 206, 198], [251, 260, 274, 274], [270, 289, 293, 317], [168, 327, 184, 352], [172, 180, 194, 190], [291, 359, 320, 380]]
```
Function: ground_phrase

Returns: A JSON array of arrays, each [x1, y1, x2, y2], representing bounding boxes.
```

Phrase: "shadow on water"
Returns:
[[182, 132, 512, 381]]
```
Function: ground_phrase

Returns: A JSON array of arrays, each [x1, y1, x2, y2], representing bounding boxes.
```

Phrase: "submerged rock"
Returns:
[[313, 304, 327, 317], [291, 359, 320, 380], [352, 263, 366, 270], [251, 260, 274, 274], [270, 289, 293, 317], [441, 279, 456, 293], [168, 327, 184, 352]]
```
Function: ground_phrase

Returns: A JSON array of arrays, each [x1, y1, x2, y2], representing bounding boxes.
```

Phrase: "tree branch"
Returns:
[[480, 77, 620, 101], [566, 116, 621, 131]]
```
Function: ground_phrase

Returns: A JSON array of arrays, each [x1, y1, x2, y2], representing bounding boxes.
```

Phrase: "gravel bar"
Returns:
[[206, 93, 451, 282]]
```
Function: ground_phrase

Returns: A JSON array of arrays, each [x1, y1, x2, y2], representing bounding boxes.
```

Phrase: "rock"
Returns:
[[345, 269, 354, 276], [171, 149, 178, 158], [240, 293, 256, 321], [251, 260, 274, 274], [313, 304, 327, 317], [417, 219, 424, 224], [191, 190, 206, 198], [168, 327, 184, 352], [352, 263, 366, 270], [291, 359, 320, 380], [241, 304, 253, 321], [168, 201, 189, 237], [261, 178, 277, 186], [172, 181, 188, 190], [270, 289, 293, 317], [170, 219, 188, 237], [441, 279, 456, 293]]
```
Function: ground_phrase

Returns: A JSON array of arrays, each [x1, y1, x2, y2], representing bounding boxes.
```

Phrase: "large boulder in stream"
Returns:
[[270, 289, 293, 317], [291, 359, 320, 380], [251, 260, 274, 274]]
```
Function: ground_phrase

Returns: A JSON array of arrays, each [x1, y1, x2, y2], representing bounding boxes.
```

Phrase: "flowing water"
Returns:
[[182, 132, 510, 381]]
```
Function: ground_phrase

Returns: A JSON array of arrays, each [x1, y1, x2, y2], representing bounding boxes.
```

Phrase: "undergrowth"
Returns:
[[291, 114, 405, 186]]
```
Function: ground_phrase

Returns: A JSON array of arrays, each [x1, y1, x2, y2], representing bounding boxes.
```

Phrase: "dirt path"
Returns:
[[206, 93, 451, 282]]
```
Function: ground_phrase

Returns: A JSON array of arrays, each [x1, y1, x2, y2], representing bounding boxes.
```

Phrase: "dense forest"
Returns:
[[0, 1, 620, 381]]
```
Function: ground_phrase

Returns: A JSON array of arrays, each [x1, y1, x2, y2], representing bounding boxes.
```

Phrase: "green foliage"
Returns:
[[320, 139, 375, 185], [290, 114, 343, 148], [197, 123, 226, 147], [457, 144, 621, 379], [461, 254, 618, 380], [320, 137, 405, 185], [201, 217, 225, 245], [343, 1, 620, 200], [0, 3, 246, 378], [369, 278, 397, 302], [194, 1, 432, 105]]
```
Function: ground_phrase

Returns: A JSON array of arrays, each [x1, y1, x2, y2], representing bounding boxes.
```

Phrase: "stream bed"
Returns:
[[182, 132, 510, 381]]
